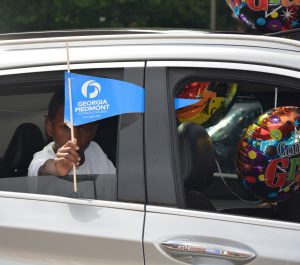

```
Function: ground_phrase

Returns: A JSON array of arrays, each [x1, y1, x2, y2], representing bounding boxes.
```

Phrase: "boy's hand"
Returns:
[[38, 140, 81, 176], [54, 140, 80, 176]]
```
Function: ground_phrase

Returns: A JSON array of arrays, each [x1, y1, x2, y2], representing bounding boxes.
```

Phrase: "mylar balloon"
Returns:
[[236, 106, 300, 202], [176, 81, 238, 127], [226, 0, 300, 33]]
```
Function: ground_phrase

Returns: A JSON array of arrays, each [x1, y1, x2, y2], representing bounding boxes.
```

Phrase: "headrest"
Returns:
[[4, 123, 45, 177], [178, 122, 215, 191]]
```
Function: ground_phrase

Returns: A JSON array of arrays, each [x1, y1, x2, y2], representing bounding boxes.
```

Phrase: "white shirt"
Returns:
[[28, 141, 116, 176]]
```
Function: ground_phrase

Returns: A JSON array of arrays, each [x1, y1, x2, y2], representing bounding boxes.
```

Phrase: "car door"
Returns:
[[0, 62, 145, 265], [143, 60, 300, 265]]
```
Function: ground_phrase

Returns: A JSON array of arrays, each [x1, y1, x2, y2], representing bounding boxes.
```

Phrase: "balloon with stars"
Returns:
[[225, 0, 300, 33], [236, 106, 300, 202]]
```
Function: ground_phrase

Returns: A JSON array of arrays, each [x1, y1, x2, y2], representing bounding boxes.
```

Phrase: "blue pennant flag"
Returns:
[[64, 72, 200, 126], [64, 72, 145, 126], [174, 98, 200, 110]]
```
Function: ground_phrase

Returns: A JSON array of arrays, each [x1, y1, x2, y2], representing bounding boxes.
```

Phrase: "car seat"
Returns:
[[2, 123, 45, 177], [0, 158, 8, 178], [178, 122, 216, 211]]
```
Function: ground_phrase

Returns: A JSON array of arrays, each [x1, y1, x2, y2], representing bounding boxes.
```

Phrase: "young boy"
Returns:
[[28, 89, 116, 176]]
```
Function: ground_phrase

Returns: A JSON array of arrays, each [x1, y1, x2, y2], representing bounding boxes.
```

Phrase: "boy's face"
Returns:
[[46, 105, 98, 153]]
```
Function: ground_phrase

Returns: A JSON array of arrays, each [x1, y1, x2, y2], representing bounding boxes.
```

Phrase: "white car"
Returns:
[[0, 29, 299, 265]]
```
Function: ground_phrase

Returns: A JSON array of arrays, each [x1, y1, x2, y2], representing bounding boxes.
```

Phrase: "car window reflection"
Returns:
[[0, 174, 117, 201]]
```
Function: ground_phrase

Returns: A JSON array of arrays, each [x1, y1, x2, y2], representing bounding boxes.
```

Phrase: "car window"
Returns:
[[174, 75, 300, 224], [0, 67, 144, 203]]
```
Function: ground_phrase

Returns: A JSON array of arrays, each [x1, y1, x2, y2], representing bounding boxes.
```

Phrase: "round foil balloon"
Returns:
[[176, 81, 238, 127], [236, 106, 300, 202], [226, 0, 300, 33]]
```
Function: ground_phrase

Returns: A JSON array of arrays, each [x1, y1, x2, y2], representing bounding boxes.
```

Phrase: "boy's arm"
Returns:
[[38, 159, 57, 176]]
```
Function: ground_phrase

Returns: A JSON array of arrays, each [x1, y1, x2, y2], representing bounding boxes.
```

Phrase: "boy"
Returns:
[[28, 89, 116, 176]]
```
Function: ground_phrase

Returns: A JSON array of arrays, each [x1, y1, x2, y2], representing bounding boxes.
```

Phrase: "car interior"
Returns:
[[175, 78, 300, 223], [0, 70, 120, 200]]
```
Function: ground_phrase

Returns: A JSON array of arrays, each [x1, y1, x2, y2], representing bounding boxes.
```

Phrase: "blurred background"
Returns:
[[0, 0, 246, 33]]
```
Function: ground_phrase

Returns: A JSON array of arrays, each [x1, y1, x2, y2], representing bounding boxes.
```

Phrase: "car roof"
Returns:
[[0, 27, 298, 39], [0, 28, 211, 40], [0, 29, 299, 71]]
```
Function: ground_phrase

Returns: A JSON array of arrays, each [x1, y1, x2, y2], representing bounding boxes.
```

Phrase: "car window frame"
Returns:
[[0, 61, 146, 206], [145, 60, 300, 211]]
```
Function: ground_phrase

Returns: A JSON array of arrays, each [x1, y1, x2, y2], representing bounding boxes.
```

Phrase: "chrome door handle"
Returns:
[[160, 239, 256, 264]]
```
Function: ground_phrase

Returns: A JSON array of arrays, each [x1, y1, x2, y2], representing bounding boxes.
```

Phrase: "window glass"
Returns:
[[175, 77, 300, 223], [0, 69, 141, 202]]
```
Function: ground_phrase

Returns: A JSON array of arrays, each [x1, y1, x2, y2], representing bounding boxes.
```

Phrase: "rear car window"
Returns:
[[0, 68, 142, 203], [174, 77, 300, 224]]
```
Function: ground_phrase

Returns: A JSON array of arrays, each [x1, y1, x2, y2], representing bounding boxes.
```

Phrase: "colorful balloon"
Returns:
[[225, 0, 300, 33], [176, 81, 238, 127], [236, 106, 300, 202]]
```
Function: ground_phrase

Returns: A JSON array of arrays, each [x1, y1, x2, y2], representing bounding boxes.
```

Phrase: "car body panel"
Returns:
[[0, 193, 144, 265], [147, 61, 300, 78], [144, 206, 300, 265], [0, 34, 299, 70], [144, 55, 300, 264]]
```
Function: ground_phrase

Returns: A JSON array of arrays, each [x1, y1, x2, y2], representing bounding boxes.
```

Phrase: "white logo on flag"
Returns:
[[81, 80, 101, 99]]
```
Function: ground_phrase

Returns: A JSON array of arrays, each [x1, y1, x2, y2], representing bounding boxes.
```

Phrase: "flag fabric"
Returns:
[[64, 72, 145, 126], [174, 98, 200, 110], [64, 72, 200, 126]]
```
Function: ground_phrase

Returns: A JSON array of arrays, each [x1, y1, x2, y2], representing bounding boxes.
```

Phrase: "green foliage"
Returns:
[[0, 0, 241, 33]]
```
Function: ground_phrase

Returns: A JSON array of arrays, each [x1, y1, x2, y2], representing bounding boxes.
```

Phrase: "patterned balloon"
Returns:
[[226, 0, 300, 33], [176, 81, 238, 127], [236, 106, 300, 202]]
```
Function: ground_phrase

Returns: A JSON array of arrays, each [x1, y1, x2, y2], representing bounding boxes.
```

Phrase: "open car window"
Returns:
[[0, 67, 144, 203]]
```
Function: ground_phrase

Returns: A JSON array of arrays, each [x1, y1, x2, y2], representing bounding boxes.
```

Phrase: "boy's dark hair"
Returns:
[[47, 89, 64, 121]]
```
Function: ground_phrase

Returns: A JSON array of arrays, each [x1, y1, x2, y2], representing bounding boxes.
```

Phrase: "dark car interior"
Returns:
[[175, 78, 300, 223], [0, 69, 122, 205], [0, 69, 120, 180], [0, 116, 118, 179]]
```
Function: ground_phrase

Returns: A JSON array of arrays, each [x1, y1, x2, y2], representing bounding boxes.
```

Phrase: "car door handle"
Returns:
[[160, 239, 256, 264]]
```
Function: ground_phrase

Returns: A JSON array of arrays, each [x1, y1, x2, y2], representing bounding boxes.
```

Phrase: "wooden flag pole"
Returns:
[[66, 42, 78, 193]]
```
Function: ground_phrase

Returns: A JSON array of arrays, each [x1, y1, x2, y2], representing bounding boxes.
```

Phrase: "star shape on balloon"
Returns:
[[291, 19, 300, 28], [239, 161, 252, 173], [281, 8, 296, 21]]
